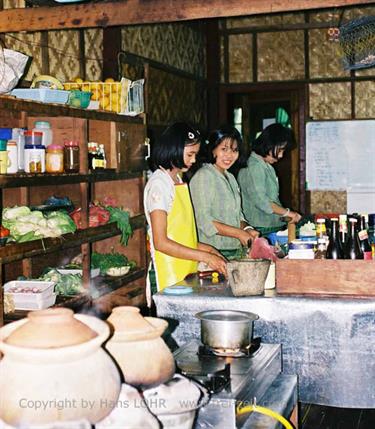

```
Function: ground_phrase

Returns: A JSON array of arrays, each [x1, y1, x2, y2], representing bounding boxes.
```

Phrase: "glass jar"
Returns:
[[24, 144, 45, 173], [24, 130, 43, 146], [64, 141, 80, 173], [46, 144, 64, 173], [29, 153, 42, 173]]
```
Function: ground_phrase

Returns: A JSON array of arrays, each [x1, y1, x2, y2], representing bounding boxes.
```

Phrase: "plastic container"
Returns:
[[0, 139, 8, 174], [24, 130, 43, 146], [6, 140, 18, 173], [33, 121, 53, 147], [24, 144, 45, 173], [64, 140, 80, 172], [10, 88, 70, 104], [12, 128, 26, 171], [68, 90, 92, 108], [0, 128, 13, 140], [4, 280, 56, 310], [46, 144, 64, 173]]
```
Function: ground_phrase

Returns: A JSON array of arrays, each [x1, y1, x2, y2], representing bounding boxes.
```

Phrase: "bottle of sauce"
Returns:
[[358, 215, 372, 260], [344, 218, 363, 259], [326, 218, 343, 259], [46, 144, 64, 173], [64, 141, 80, 173]]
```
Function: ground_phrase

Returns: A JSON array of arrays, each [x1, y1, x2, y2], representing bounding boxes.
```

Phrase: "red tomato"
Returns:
[[0, 226, 10, 237]]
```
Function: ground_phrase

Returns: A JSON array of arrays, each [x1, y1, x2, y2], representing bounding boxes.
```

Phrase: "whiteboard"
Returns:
[[306, 120, 375, 191]]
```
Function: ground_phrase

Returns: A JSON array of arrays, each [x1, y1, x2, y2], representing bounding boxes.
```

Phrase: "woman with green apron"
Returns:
[[189, 126, 259, 260], [144, 122, 227, 299], [237, 124, 301, 237]]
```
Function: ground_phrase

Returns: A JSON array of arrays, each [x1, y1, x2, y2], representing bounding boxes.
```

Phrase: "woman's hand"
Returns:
[[203, 252, 227, 277], [245, 228, 259, 243], [287, 211, 302, 224]]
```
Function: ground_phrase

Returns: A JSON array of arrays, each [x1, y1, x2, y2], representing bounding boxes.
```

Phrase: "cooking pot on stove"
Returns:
[[195, 310, 259, 350]]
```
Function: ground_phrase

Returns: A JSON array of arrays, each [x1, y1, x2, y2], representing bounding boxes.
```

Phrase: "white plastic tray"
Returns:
[[10, 88, 70, 104], [4, 280, 56, 310]]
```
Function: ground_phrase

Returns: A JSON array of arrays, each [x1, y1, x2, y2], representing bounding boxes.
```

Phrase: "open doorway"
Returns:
[[220, 83, 306, 212]]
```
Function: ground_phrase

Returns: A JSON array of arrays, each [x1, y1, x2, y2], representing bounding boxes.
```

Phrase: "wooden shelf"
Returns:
[[0, 170, 143, 188], [3, 267, 146, 323], [0, 95, 144, 123], [0, 214, 145, 264]]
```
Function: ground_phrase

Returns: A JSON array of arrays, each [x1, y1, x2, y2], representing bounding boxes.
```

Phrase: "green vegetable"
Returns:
[[2, 206, 31, 223], [91, 252, 134, 274], [106, 206, 132, 246], [40, 268, 84, 296]]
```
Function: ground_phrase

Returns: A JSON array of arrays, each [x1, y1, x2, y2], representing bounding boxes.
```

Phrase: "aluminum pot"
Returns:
[[195, 310, 259, 349]]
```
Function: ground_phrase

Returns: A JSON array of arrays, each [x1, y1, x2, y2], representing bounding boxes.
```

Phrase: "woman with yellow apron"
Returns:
[[144, 122, 227, 298]]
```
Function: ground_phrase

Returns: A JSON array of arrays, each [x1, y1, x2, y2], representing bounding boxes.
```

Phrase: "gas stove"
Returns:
[[174, 340, 282, 429]]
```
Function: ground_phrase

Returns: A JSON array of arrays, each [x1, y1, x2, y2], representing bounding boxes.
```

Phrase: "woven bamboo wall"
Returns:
[[221, 5, 375, 213]]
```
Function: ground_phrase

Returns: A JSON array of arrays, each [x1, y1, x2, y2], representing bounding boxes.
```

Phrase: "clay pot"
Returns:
[[105, 306, 175, 388], [0, 308, 121, 426]]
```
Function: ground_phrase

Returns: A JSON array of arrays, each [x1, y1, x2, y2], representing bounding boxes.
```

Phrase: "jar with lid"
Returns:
[[64, 141, 80, 173], [33, 121, 53, 147], [24, 144, 45, 173], [6, 140, 18, 174], [46, 144, 64, 173]]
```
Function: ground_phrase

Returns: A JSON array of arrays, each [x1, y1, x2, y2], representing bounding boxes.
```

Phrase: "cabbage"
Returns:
[[2, 206, 31, 221], [18, 211, 45, 225]]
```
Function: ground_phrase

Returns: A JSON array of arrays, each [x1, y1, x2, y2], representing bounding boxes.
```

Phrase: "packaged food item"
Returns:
[[46, 144, 64, 173], [6, 140, 18, 173]]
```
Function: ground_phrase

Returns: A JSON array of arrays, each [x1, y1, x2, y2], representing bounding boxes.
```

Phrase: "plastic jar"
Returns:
[[0, 139, 8, 174], [6, 140, 18, 174], [46, 144, 64, 173], [12, 128, 26, 171], [24, 130, 43, 146], [64, 141, 80, 173], [24, 144, 45, 173], [33, 121, 53, 147]]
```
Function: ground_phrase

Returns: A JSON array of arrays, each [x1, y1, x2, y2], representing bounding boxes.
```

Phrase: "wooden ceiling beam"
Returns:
[[0, 0, 373, 33]]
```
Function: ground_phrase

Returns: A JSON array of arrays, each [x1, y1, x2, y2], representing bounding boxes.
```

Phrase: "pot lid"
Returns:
[[4, 308, 97, 348], [107, 306, 168, 341]]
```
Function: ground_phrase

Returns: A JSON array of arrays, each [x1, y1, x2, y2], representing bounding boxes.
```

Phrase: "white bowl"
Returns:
[[105, 266, 131, 277]]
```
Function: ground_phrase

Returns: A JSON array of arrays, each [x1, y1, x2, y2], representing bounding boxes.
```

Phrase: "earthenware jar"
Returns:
[[105, 306, 175, 387], [0, 308, 121, 426]]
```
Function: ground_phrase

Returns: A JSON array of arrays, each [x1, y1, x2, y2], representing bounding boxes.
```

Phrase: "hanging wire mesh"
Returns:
[[339, 15, 375, 70]]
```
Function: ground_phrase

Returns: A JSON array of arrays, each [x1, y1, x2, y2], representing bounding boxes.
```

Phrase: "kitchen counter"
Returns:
[[154, 277, 375, 408]]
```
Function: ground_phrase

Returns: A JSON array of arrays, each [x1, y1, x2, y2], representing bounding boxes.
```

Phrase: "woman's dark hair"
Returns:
[[252, 123, 295, 159], [150, 122, 202, 171], [202, 126, 247, 170]]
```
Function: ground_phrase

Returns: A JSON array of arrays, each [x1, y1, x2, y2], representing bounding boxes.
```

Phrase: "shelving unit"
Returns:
[[0, 95, 148, 325]]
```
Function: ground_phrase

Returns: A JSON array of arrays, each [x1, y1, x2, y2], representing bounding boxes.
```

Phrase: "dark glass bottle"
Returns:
[[339, 214, 347, 246], [326, 218, 343, 259], [344, 218, 363, 260], [358, 216, 372, 260]]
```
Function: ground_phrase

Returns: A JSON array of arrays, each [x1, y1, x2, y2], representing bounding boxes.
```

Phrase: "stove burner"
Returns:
[[179, 363, 231, 394], [198, 337, 261, 358]]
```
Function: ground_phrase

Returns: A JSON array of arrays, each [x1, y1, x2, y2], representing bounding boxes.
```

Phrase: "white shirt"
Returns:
[[143, 169, 176, 257]]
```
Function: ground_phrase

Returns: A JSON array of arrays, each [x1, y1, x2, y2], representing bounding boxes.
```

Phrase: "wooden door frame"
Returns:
[[219, 82, 307, 213]]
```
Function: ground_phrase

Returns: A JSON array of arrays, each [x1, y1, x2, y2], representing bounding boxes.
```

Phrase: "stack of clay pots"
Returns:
[[0, 308, 121, 427]]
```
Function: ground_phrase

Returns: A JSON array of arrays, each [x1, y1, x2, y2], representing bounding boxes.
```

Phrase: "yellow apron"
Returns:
[[154, 182, 198, 291]]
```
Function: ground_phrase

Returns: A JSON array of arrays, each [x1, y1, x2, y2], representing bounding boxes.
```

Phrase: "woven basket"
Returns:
[[339, 16, 375, 70]]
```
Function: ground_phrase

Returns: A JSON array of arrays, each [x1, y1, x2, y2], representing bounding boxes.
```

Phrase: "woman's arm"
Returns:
[[212, 221, 259, 246], [150, 210, 227, 274], [270, 203, 301, 224]]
